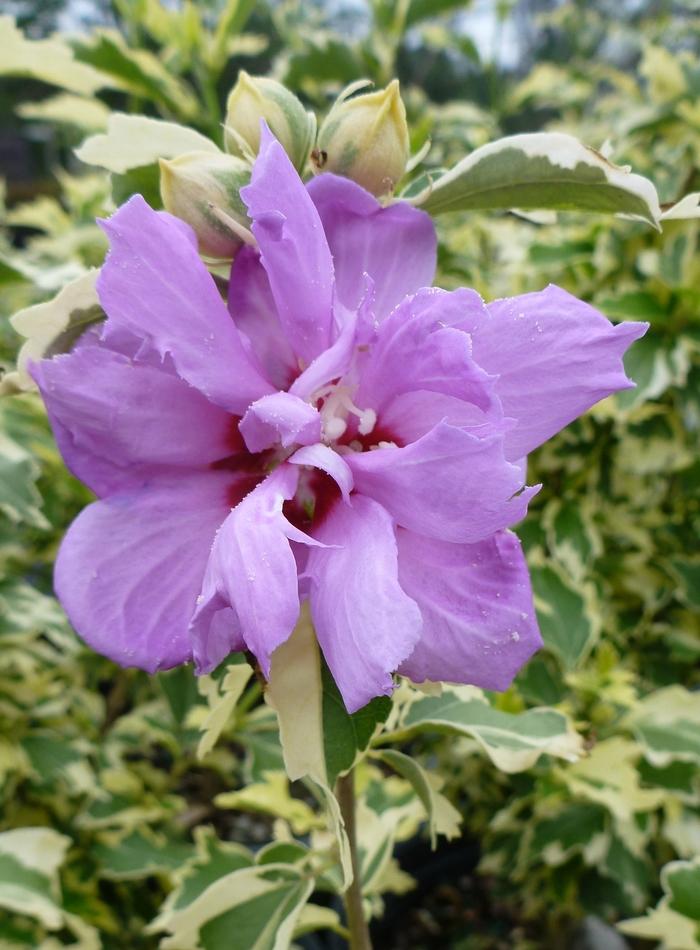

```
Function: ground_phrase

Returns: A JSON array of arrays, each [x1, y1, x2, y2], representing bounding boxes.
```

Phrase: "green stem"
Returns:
[[336, 772, 373, 950]]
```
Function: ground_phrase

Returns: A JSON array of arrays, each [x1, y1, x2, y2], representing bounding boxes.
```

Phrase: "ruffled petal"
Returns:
[[239, 392, 321, 453], [468, 285, 648, 460], [241, 124, 335, 363], [307, 174, 437, 321], [288, 443, 354, 503], [98, 195, 274, 414], [347, 421, 539, 544], [306, 494, 422, 713], [54, 472, 235, 672], [228, 246, 298, 391], [381, 390, 493, 445], [398, 530, 542, 689], [356, 288, 498, 418], [289, 306, 359, 401], [190, 465, 319, 676], [32, 343, 237, 496]]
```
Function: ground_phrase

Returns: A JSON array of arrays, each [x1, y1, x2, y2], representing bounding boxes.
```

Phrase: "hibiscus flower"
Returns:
[[33, 126, 647, 712]]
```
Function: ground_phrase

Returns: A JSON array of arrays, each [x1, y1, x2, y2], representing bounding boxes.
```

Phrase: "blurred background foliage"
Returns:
[[1, 1, 699, 948]]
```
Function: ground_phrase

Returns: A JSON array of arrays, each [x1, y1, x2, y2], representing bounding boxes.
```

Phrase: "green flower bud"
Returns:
[[313, 79, 410, 196], [159, 150, 252, 260], [224, 71, 316, 173]]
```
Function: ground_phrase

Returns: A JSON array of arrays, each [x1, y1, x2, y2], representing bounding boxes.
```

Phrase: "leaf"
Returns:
[[665, 859, 700, 922], [215, 772, 324, 835], [618, 858, 700, 949], [72, 30, 199, 118], [625, 687, 700, 766], [529, 803, 609, 866], [530, 563, 599, 669], [75, 112, 218, 174], [661, 192, 700, 220], [373, 749, 461, 848], [209, 0, 258, 71], [9, 269, 101, 391], [266, 607, 391, 787], [0, 15, 109, 95], [294, 902, 346, 939], [0, 429, 48, 530], [411, 132, 662, 227], [0, 827, 71, 929], [94, 830, 193, 881], [386, 686, 583, 772], [559, 737, 667, 825], [149, 863, 314, 950], [191, 661, 252, 759], [17, 93, 110, 131], [266, 607, 393, 889], [110, 163, 162, 208]]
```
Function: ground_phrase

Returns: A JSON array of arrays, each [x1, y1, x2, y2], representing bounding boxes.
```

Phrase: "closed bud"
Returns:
[[313, 79, 410, 196], [224, 71, 316, 172], [159, 150, 251, 259]]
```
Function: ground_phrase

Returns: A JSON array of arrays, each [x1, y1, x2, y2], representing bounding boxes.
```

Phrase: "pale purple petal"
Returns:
[[347, 421, 540, 543], [54, 473, 234, 672], [306, 495, 422, 713], [190, 465, 319, 676], [289, 306, 360, 401], [239, 392, 321, 453], [289, 443, 354, 502], [307, 173, 437, 321], [98, 195, 274, 414], [467, 285, 649, 459], [398, 530, 542, 689], [381, 390, 494, 444], [356, 288, 498, 417], [32, 344, 237, 496], [241, 124, 335, 363], [228, 246, 298, 391]]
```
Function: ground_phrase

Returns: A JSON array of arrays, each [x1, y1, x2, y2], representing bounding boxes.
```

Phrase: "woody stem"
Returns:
[[336, 771, 373, 950]]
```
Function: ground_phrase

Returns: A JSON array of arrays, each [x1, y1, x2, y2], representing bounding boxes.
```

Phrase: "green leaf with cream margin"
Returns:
[[623, 686, 700, 767], [382, 685, 583, 773], [0, 826, 100, 946], [4, 270, 102, 394], [190, 661, 253, 760], [149, 860, 314, 950], [75, 112, 218, 174], [618, 858, 700, 950], [411, 132, 663, 227], [0, 15, 111, 95], [372, 749, 461, 848], [265, 607, 391, 888]]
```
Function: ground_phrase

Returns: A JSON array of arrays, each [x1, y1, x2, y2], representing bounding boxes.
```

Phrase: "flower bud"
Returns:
[[159, 150, 251, 259], [224, 71, 316, 173], [313, 79, 410, 196]]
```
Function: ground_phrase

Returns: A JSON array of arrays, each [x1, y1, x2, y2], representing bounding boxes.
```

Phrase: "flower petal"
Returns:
[[239, 392, 321, 453], [468, 285, 649, 460], [98, 195, 274, 414], [398, 530, 542, 690], [190, 465, 318, 676], [228, 246, 298, 391], [306, 495, 422, 713], [241, 124, 335, 363], [32, 343, 237, 496], [356, 288, 498, 417], [347, 421, 539, 543], [54, 473, 234, 672], [307, 173, 437, 321], [289, 305, 359, 401], [288, 443, 354, 502]]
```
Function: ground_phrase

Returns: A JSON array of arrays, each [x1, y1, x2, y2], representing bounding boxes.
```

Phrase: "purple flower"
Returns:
[[33, 126, 647, 713]]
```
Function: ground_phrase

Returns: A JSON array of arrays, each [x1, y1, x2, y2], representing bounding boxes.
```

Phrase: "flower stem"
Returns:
[[336, 771, 373, 950]]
